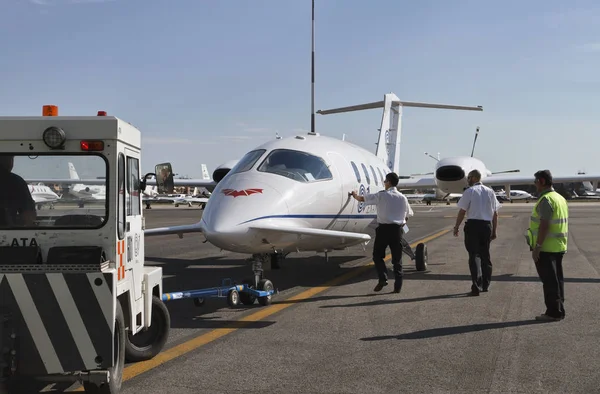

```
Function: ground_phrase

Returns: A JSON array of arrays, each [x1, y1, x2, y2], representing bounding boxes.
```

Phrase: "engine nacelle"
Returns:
[[212, 160, 239, 183]]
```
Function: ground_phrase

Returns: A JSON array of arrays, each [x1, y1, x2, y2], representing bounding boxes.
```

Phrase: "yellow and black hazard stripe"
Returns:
[[0, 271, 115, 376]]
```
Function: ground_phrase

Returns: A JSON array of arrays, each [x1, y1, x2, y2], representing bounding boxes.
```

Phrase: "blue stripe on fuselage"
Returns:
[[239, 214, 377, 225]]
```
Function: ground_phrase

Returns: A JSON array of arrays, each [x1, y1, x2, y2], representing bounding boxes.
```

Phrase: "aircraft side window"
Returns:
[[258, 149, 332, 183], [377, 167, 384, 183], [229, 149, 266, 175], [350, 161, 361, 183], [361, 163, 370, 185], [370, 165, 378, 186]]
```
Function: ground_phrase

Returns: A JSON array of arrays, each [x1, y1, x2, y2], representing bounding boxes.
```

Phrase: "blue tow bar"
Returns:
[[161, 278, 276, 308]]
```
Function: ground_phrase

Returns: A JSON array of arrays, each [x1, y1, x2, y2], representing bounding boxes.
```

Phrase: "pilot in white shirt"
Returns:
[[351, 172, 412, 293], [453, 169, 501, 296]]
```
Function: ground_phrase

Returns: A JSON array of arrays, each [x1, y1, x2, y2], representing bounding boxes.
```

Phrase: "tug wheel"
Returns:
[[227, 289, 240, 307], [124, 296, 171, 362], [257, 279, 274, 306], [83, 300, 125, 394]]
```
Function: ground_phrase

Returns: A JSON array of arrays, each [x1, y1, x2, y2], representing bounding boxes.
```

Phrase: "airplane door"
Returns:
[[327, 152, 353, 231], [125, 148, 144, 302]]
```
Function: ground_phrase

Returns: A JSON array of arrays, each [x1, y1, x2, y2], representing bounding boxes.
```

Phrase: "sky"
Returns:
[[1, 0, 599, 180]]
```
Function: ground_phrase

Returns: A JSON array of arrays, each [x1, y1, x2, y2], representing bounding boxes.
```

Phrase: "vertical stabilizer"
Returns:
[[68, 162, 80, 180], [201, 164, 210, 180], [375, 93, 402, 173]]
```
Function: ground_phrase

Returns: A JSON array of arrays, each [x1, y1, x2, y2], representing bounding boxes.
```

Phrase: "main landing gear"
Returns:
[[401, 239, 428, 272]]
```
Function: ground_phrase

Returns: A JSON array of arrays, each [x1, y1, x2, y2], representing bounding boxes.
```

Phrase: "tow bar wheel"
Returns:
[[227, 289, 240, 307], [83, 301, 125, 394]]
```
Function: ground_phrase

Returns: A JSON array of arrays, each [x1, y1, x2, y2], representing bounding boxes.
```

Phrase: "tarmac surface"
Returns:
[[20, 202, 600, 393]]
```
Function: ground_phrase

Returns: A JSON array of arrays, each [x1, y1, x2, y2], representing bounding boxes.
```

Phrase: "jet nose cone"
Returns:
[[201, 178, 289, 253]]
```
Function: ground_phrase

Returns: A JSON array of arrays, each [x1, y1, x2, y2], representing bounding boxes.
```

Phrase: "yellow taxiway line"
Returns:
[[73, 228, 450, 390]]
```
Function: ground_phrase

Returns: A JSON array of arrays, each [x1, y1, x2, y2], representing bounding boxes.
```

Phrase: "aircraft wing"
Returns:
[[146, 179, 217, 189], [248, 223, 371, 243], [482, 173, 600, 187], [144, 223, 203, 237], [396, 177, 437, 189], [25, 178, 106, 185]]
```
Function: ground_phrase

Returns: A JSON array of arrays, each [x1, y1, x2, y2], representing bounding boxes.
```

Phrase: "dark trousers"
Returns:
[[534, 252, 565, 318], [373, 224, 403, 290], [463, 219, 493, 292]]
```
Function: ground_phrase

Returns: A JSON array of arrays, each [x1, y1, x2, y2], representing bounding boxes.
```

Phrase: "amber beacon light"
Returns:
[[42, 105, 58, 116]]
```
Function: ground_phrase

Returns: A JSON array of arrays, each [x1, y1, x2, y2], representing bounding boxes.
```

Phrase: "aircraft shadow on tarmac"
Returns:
[[359, 319, 549, 342], [146, 254, 376, 329]]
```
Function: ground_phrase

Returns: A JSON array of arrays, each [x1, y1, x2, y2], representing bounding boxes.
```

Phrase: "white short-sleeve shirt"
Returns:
[[363, 188, 411, 225], [456, 182, 501, 221]]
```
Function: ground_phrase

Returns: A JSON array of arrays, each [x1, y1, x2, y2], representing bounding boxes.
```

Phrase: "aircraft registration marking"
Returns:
[[71, 228, 451, 391]]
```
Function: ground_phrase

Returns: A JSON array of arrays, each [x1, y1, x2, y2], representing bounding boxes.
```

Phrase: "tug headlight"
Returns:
[[42, 126, 66, 150]]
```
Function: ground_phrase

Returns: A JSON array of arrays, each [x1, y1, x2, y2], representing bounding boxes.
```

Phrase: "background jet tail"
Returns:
[[317, 93, 483, 176], [201, 164, 210, 180], [68, 162, 80, 180]]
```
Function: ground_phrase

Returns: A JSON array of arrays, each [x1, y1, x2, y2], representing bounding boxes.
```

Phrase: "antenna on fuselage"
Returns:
[[470, 126, 479, 157], [424, 152, 439, 162], [308, 0, 316, 136]]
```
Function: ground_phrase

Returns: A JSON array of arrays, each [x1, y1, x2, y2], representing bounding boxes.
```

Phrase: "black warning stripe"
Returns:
[[0, 274, 46, 376], [0, 271, 117, 377], [23, 273, 85, 372], [65, 273, 114, 369]]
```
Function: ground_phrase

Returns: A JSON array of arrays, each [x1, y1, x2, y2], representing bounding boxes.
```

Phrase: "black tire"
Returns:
[[415, 243, 428, 272], [239, 279, 257, 305], [193, 297, 205, 307], [227, 289, 240, 307], [83, 300, 125, 394], [257, 279, 274, 306], [124, 296, 170, 363]]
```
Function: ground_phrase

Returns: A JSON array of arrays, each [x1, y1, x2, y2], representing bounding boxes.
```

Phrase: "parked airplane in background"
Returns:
[[145, 92, 485, 291], [323, 112, 600, 197], [68, 162, 106, 205], [495, 189, 534, 202], [28, 184, 61, 209]]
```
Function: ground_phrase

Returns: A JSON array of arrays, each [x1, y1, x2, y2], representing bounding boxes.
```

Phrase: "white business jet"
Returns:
[[28, 184, 61, 209], [380, 123, 600, 195], [144, 91, 484, 296], [495, 189, 534, 202], [67, 162, 106, 205]]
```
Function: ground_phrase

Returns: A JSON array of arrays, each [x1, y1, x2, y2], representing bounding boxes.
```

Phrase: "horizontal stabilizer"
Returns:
[[144, 223, 203, 238], [317, 100, 483, 115]]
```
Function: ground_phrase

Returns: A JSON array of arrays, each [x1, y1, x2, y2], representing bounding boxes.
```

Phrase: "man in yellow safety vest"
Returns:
[[526, 170, 568, 322]]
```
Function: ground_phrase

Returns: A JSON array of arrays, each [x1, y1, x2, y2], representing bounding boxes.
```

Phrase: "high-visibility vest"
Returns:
[[526, 190, 568, 252]]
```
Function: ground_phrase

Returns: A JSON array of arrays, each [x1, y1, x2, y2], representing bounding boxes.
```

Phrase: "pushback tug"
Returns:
[[0, 106, 173, 393]]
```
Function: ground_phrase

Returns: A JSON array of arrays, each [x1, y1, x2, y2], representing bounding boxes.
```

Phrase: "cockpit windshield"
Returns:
[[228, 149, 266, 176], [0, 153, 108, 230], [257, 149, 332, 182]]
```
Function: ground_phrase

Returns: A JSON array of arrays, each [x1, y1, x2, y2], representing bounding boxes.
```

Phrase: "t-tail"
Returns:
[[201, 164, 210, 180], [317, 93, 483, 174]]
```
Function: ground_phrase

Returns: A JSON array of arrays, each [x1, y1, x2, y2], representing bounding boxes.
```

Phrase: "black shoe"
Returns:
[[393, 283, 402, 293], [482, 288, 489, 292], [468, 290, 480, 296], [374, 281, 388, 292]]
